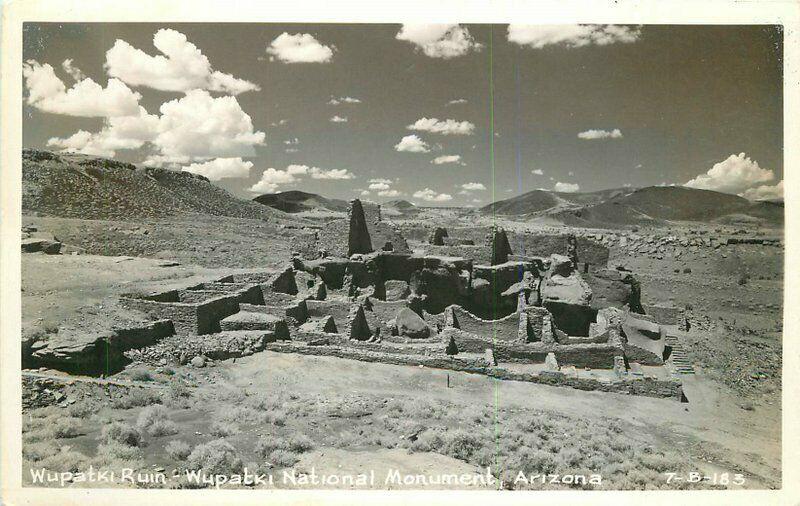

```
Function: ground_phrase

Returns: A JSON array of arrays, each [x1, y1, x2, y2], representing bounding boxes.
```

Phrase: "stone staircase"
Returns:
[[665, 333, 695, 375]]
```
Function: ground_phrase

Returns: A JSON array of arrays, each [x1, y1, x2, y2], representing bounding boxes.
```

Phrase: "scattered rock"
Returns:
[[395, 307, 430, 339]]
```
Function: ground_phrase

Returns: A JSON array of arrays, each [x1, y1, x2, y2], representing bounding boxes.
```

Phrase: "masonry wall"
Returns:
[[450, 306, 520, 341], [263, 341, 683, 401], [120, 293, 240, 335]]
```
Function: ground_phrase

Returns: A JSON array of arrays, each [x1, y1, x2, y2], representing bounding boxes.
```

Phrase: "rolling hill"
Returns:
[[253, 190, 349, 214], [22, 149, 287, 222]]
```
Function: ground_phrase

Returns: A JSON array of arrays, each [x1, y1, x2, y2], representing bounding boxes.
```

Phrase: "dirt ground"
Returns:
[[18, 214, 783, 490]]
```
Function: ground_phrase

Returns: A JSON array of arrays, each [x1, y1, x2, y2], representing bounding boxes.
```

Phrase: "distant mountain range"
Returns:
[[22, 149, 782, 229], [482, 186, 783, 226]]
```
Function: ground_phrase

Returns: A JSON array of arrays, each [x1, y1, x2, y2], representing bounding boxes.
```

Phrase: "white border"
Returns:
[[2, 1, 798, 505]]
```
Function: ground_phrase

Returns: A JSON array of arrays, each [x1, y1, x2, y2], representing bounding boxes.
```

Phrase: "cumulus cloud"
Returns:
[[183, 157, 253, 181], [23, 60, 142, 118], [266, 32, 334, 63], [310, 167, 354, 180], [396, 24, 481, 59], [507, 25, 641, 49], [248, 167, 298, 193], [554, 182, 580, 193], [330, 115, 348, 123], [378, 189, 402, 197], [461, 182, 486, 191], [286, 164, 309, 175], [578, 128, 623, 140], [360, 190, 371, 196], [685, 153, 775, 195], [432, 155, 464, 165], [328, 96, 361, 105], [151, 89, 265, 162], [413, 188, 453, 202], [447, 98, 467, 106], [740, 180, 783, 201], [281, 164, 354, 180], [369, 178, 393, 185], [61, 59, 85, 81], [105, 29, 259, 95], [369, 182, 391, 190], [408, 117, 475, 136], [47, 106, 159, 158], [394, 134, 430, 153], [531, 168, 544, 175], [271, 119, 288, 127]]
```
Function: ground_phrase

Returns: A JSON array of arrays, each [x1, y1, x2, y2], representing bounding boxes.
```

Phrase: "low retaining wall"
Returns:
[[262, 341, 683, 401], [444, 329, 619, 368]]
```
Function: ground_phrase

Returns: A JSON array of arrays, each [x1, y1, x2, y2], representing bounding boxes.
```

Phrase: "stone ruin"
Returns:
[[26, 199, 690, 401]]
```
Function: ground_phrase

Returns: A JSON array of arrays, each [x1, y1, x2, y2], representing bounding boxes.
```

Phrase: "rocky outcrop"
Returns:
[[29, 319, 174, 374], [395, 307, 431, 339], [21, 238, 62, 254]]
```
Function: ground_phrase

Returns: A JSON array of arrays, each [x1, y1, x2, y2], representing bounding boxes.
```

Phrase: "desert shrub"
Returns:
[[66, 402, 95, 418], [136, 405, 170, 431], [52, 417, 82, 438], [637, 452, 681, 473], [101, 422, 142, 447], [148, 419, 179, 437], [112, 388, 161, 409], [249, 393, 285, 411], [216, 406, 268, 425], [96, 441, 144, 463], [166, 440, 192, 460], [409, 428, 446, 453], [39, 447, 91, 473], [270, 411, 287, 427], [23, 441, 59, 462], [186, 439, 243, 475], [371, 434, 397, 449], [266, 449, 299, 468], [167, 381, 191, 400], [443, 430, 484, 462], [129, 369, 154, 382], [738, 273, 750, 286], [164, 382, 193, 409], [474, 446, 498, 468], [286, 434, 314, 453], [210, 420, 239, 437], [556, 447, 584, 467], [255, 437, 283, 458], [255, 433, 314, 458], [136, 405, 178, 436]]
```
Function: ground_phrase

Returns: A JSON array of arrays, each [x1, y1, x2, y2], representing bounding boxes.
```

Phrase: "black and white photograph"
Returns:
[[1, 1, 798, 504]]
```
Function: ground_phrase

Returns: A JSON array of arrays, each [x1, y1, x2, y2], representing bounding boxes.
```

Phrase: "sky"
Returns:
[[22, 23, 784, 205]]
